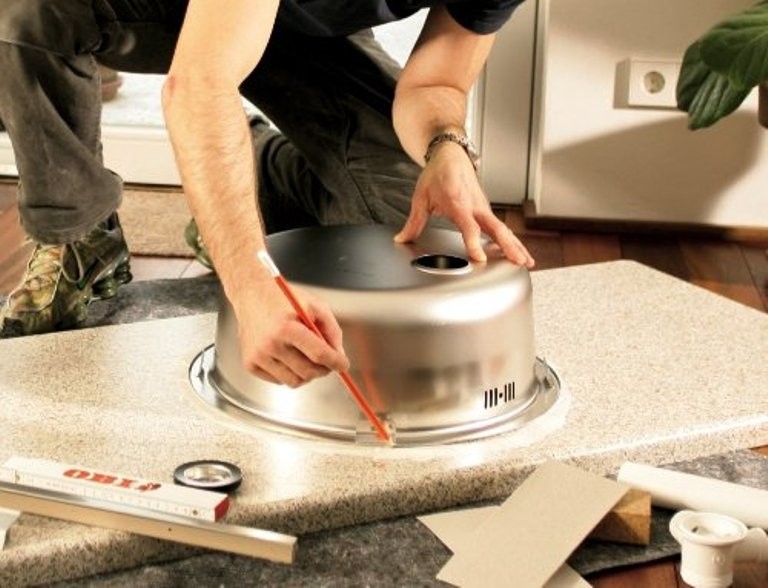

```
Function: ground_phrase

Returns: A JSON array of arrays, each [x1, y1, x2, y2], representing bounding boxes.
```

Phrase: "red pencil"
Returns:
[[257, 250, 391, 443]]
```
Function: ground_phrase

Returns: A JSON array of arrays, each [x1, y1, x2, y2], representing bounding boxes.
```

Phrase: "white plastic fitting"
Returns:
[[669, 510, 768, 588]]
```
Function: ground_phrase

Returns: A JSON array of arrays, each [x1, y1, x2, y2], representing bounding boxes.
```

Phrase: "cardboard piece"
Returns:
[[418, 506, 589, 588], [419, 489, 651, 549], [547, 565, 593, 588], [419, 505, 497, 553], [419, 506, 589, 588], [436, 461, 628, 588]]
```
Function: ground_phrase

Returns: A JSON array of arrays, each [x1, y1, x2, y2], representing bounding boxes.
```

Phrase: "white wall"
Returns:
[[480, 0, 539, 204], [531, 0, 768, 228]]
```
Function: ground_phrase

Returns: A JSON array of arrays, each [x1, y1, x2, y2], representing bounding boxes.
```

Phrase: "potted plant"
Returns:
[[676, 0, 768, 129]]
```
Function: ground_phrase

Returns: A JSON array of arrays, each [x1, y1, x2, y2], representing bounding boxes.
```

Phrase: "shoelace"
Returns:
[[14, 241, 86, 294]]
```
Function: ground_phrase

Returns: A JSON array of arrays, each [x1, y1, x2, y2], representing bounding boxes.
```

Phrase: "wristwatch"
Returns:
[[424, 131, 480, 171]]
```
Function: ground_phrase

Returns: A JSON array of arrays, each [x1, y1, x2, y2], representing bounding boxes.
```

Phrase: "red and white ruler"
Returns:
[[0, 456, 229, 522]]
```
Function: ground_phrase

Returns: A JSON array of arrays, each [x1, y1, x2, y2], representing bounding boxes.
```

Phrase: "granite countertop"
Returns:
[[1, 260, 767, 585]]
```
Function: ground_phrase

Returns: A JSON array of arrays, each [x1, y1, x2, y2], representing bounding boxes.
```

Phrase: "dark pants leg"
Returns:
[[0, 1, 429, 243], [0, 0, 184, 244], [242, 28, 428, 235]]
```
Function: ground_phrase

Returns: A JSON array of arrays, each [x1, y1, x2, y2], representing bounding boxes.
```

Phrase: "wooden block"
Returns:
[[588, 489, 651, 545]]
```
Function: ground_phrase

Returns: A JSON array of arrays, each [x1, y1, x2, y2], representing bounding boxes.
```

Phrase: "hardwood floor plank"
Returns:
[[501, 206, 526, 234], [588, 559, 680, 588], [525, 235, 564, 271], [501, 207, 565, 270], [732, 561, 768, 588], [680, 240, 764, 311], [620, 236, 690, 280], [503, 205, 561, 238], [742, 246, 768, 312], [0, 243, 33, 295], [0, 179, 16, 213], [562, 232, 622, 267], [0, 200, 24, 250], [0, 206, 30, 294]]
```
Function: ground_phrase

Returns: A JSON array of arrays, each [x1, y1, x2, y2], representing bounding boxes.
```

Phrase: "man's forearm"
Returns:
[[392, 6, 494, 167], [161, 0, 279, 305], [162, 79, 272, 303], [392, 85, 469, 166]]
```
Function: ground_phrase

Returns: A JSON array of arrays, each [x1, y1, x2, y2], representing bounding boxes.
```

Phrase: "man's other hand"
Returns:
[[394, 142, 535, 267]]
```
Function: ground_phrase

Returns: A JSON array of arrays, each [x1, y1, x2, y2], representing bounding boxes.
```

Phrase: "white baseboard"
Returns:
[[0, 132, 17, 177], [0, 125, 180, 186]]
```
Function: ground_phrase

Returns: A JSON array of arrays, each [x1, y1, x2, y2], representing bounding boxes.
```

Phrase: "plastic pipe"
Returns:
[[617, 462, 768, 529]]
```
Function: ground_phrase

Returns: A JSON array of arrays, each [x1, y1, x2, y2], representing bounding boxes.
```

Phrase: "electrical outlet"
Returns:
[[615, 58, 681, 109]]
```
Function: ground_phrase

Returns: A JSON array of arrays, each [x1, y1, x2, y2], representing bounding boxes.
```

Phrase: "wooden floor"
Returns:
[[1, 180, 767, 587]]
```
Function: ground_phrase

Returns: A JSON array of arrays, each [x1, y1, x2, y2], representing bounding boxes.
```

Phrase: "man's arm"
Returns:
[[393, 6, 534, 266], [162, 0, 349, 387]]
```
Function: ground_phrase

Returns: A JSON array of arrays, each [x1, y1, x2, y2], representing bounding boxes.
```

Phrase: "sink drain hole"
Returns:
[[412, 254, 471, 275]]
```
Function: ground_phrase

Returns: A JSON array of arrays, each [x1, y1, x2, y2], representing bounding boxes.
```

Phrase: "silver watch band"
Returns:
[[424, 132, 480, 170]]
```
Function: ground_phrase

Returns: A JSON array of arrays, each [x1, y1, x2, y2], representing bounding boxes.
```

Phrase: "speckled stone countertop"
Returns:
[[1, 260, 767, 585]]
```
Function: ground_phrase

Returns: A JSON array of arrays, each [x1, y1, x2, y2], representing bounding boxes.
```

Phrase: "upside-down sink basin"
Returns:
[[189, 225, 561, 446]]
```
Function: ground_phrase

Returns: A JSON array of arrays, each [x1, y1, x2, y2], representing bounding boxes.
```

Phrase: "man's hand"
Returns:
[[392, 5, 535, 268], [395, 142, 534, 267], [232, 280, 350, 388]]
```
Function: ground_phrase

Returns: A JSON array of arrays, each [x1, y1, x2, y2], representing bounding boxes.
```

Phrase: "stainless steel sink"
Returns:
[[189, 225, 561, 446]]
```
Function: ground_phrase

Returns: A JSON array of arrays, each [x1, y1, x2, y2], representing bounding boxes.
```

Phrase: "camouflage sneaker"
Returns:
[[0, 213, 132, 338], [184, 218, 214, 270]]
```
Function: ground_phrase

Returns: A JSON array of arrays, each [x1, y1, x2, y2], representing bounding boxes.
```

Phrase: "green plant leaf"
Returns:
[[687, 74, 751, 129], [677, 41, 711, 112], [699, 1, 768, 88], [676, 40, 752, 129]]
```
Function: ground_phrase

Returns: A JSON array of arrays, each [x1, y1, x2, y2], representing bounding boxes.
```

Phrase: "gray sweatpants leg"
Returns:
[[0, 0, 126, 243], [0, 0, 186, 244]]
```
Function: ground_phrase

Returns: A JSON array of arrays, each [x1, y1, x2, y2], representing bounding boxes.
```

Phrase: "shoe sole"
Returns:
[[92, 257, 133, 300]]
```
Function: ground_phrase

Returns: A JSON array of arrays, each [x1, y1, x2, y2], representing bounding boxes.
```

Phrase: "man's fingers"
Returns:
[[307, 301, 346, 358], [394, 201, 429, 245], [248, 331, 335, 388], [250, 355, 307, 389], [290, 321, 350, 373], [479, 212, 535, 267], [452, 215, 487, 262]]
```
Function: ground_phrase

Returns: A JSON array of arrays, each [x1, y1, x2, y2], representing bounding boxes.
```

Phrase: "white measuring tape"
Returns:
[[0, 456, 297, 562], [0, 456, 229, 521]]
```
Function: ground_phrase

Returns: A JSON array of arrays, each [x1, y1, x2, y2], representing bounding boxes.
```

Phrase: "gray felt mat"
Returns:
[[47, 450, 768, 587]]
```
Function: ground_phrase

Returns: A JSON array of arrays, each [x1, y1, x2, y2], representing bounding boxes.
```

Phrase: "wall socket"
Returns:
[[615, 58, 681, 109]]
